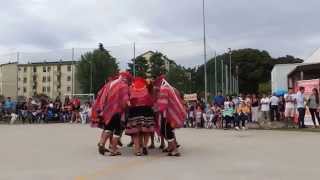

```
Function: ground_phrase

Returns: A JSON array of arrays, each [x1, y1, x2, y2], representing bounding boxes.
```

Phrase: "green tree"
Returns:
[[128, 56, 148, 78], [194, 48, 303, 95], [149, 52, 167, 78], [167, 65, 189, 94], [76, 43, 119, 94]]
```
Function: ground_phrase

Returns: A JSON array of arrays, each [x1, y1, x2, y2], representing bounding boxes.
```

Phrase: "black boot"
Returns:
[[98, 143, 107, 155]]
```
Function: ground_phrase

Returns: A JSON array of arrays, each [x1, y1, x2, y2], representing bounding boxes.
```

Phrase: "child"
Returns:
[[195, 105, 203, 128]]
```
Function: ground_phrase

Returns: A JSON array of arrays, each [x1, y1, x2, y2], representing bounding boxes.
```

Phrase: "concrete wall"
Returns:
[[271, 64, 298, 93]]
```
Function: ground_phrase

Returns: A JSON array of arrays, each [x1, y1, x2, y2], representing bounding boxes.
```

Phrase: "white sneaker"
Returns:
[[235, 126, 240, 131], [241, 126, 246, 130]]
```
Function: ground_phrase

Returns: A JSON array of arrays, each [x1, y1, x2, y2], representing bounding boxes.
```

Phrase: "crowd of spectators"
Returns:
[[0, 96, 92, 124], [185, 87, 320, 130]]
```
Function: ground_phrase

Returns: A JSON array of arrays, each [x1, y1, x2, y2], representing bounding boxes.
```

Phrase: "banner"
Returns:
[[295, 79, 320, 126], [184, 93, 197, 101]]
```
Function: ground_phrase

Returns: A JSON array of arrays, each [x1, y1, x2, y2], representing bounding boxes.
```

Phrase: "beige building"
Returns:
[[0, 61, 80, 100], [139, 51, 174, 74], [0, 63, 18, 99]]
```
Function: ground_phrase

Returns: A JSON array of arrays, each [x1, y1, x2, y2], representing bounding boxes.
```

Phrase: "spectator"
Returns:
[[284, 88, 296, 127], [203, 104, 214, 129], [278, 96, 285, 121], [251, 94, 259, 122], [213, 91, 225, 108], [195, 105, 203, 128], [235, 101, 250, 130], [223, 96, 235, 129], [270, 93, 280, 121], [260, 94, 270, 121], [307, 88, 320, 128], [4, 97, 14, 114], [296, 87, 306, 128]]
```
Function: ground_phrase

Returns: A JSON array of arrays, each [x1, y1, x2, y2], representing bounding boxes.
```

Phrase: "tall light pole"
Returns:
[[202, 0, 208, 102], [214, 51, 217, 95], [133, 42, 136, 77], [228, 48, 232, 94]]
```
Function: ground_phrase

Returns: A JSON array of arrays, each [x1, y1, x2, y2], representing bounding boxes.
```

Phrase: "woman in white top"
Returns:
[[260, 94, 270, 121]]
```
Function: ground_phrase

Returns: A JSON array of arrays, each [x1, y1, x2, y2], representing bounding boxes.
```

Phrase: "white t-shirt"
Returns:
[[296, 91, 305, 108], [260, 97, 270, 111], [270, 96, 279, 106], [284, 93, 296, 109]]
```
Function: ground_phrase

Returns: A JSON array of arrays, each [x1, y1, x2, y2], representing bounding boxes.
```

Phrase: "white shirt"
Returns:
[[260, 97, 270, 111], [284, 93, 296, 109], [270, 96, 279, 106], [296, 91, 305, 108]]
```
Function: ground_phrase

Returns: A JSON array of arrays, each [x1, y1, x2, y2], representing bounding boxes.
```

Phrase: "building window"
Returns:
[[33, 75, 37, 81], [67, 76, 71, 81], [23, 67, 27, 72], [18, 78, 21, 81], [67, 86, 71, 92], [23, 77, 27, 83], [47, 76, 51, 82], [33, 67, 37, 72], [42, 87, 46, 92], [57, 65, 61, 72], [18, 67, 21, 71], [23, 87, 27, 93], [47, 66, 51, 72], [67, 65, 72, 72], [47, 87, 51, 92], [43, 76, 46, 82], [43, 67, 46, 72], [17, 87, 20, 91]]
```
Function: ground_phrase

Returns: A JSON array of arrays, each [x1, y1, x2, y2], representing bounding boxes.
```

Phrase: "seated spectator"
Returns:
[[235, 101, 250, 130], [223, 96, 235, 129]]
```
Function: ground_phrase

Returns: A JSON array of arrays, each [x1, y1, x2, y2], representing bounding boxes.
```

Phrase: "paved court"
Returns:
[[0, 124, 319, 180]]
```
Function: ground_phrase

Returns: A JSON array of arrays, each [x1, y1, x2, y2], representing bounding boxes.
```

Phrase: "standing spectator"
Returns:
[[278, 96, 285, 121], [260, 94, 270, 121], [213, 91, 225, 108], [307, 88, 320, 128], [270, 93, 280, 121], [245, 95, 252, 122], [195, 105, 203, 128], [296, 87, 306, 128], [284, 88, 296, 126], [251, 94, 259, 122]]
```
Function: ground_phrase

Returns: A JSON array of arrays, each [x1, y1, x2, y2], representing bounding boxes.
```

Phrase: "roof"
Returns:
[[306, 48, 320, 63], [287, 62, 320, 76], [18, 60, 77, 66]]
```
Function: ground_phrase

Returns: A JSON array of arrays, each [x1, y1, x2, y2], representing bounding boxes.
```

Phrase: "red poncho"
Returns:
[[154, 79, 187, 129], [91, 76, 130, 126], [130, 77, 153, 107]]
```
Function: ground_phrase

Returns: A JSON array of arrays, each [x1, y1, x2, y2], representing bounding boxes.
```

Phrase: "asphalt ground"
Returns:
[[0, 124, 319, 180]]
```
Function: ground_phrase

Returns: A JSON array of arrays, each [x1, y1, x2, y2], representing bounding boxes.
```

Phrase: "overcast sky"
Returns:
[[0, 0, 319, 68]]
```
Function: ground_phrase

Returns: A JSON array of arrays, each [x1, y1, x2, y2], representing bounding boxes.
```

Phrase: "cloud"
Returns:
[[0, 0, 319, 68]]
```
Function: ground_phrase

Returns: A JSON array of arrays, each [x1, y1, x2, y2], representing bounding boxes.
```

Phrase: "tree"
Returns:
[[128, 56, 148, 78], [149, 52, 167, 78], [167, 65, 189, 94], [194, 48, 303, 95], [76, 43, 119, 94]]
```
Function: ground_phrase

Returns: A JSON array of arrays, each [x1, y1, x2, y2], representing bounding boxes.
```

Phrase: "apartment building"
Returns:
[[0, 61, 80, 100], [0, 63, 18, 99]]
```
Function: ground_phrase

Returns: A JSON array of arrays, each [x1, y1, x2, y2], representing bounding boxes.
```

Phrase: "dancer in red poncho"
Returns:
[[126, 77, 155, 156], [154, 75, 187, 156], [92, 72, 132, 156]]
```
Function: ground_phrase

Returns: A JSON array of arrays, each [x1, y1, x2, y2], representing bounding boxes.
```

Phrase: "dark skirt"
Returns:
[[126, 106, 155, 135]]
